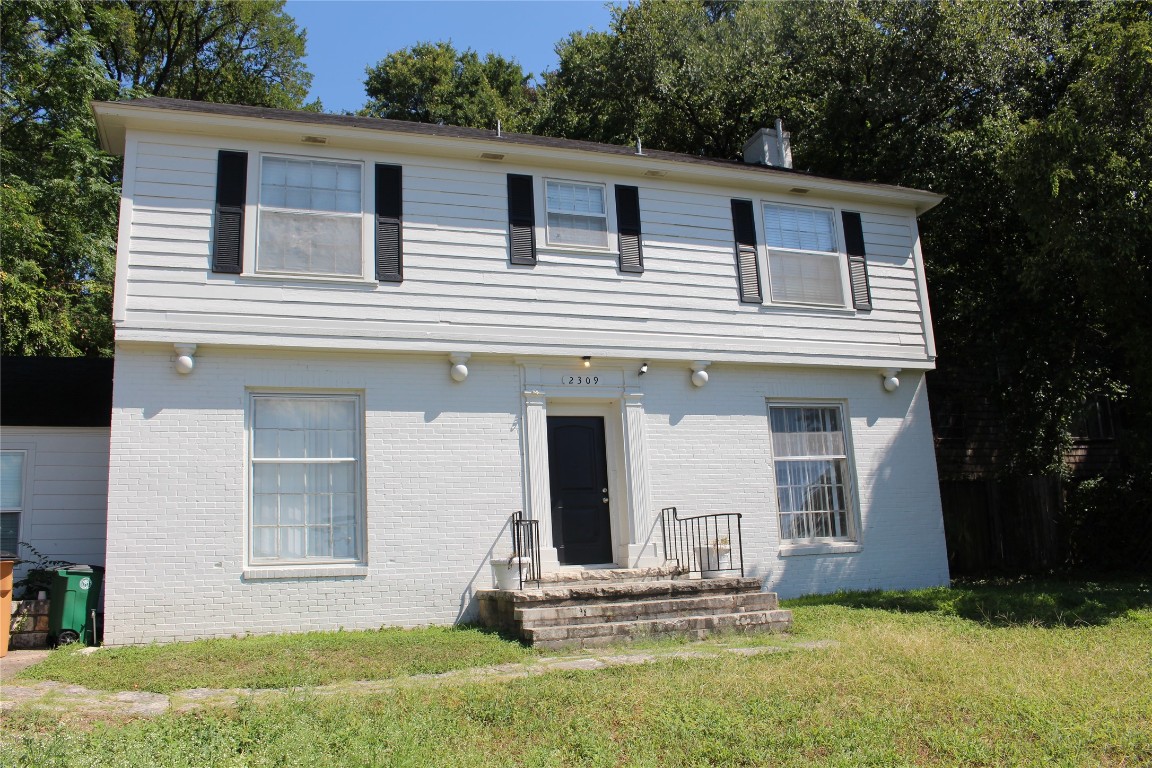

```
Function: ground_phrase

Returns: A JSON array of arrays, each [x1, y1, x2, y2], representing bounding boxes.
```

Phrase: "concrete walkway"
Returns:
[[0, 641, 835, 719]]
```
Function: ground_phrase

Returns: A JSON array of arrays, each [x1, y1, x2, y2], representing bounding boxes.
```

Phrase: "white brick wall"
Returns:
[[104, 345, 948, 644], [642, 363, 949, 598]]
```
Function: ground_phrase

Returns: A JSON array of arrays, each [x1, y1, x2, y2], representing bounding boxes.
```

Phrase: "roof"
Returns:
[[1, 357, 114, 427], [91, 98, 944, 213]]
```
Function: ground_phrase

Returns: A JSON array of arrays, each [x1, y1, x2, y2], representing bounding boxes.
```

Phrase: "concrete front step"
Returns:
[[476, 575, 792, 648], [516, 591, 781, 628], [526, 609, 794, 650], [506, 577, 765, 608], [534, 565, 687, 587]]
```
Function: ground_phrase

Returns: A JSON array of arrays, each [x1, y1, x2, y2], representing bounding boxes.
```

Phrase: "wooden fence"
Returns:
[[939, 476, 1064, 576]]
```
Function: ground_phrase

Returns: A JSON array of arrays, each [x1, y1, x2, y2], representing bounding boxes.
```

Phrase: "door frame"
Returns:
[[518, 361, 660, 571]]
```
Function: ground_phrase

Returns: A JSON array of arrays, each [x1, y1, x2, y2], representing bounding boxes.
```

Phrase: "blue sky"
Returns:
[[284, 1, 620, 114]]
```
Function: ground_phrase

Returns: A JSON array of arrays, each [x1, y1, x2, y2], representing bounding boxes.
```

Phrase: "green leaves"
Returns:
[[362, 41, 535, 131], [537, 1, 787, 156]]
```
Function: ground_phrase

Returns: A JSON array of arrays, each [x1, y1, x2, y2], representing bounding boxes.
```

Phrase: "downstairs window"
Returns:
[[769, 404, 856, 542], [249, 394, 362, 563]]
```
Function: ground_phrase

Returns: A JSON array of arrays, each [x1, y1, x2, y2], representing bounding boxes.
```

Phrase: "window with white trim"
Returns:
[[763, 203, 845, 306], [545, 179, 608, 247], [250, 394, 362, 563], [1, 450, 25, 555], [769, 405, 856, 542], [257, 156, 363, 276]]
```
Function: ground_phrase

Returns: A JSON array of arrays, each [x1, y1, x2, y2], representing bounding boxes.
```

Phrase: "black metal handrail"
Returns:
[[661, 507, 744, 578], [511, 510, 541, 589]]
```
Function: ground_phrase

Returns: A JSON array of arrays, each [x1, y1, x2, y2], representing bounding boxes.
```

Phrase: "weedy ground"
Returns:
[[6, 576, 1150, 767]]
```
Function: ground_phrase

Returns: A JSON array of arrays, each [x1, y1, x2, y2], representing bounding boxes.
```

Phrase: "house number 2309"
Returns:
[[566, 376, 599, 385]]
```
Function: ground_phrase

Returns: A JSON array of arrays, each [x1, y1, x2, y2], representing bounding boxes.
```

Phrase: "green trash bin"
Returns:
[[48, 565, 105, 646]]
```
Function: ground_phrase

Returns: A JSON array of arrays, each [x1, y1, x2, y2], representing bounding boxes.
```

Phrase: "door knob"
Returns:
[[601, 488, 608, 493]]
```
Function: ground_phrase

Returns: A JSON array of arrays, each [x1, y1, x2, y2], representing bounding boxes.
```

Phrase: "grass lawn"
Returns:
[[6, 577, 1151, 767]]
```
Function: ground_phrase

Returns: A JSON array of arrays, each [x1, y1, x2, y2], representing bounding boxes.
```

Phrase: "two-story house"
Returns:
[[91, 98, 948, 645]]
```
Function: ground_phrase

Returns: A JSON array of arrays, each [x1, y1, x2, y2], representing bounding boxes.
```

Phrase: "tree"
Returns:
[[535, 1, 786, 157], [1, 0, 313, 357], [1003, 1, 1152, 440], [1, 1, 121, 356], [363, 41, 534, 131], [89, 0, 313, 108]]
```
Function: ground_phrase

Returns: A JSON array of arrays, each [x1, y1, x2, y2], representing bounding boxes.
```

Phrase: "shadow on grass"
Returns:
[[455, 622, 533, 647], [783, 576, 1151, 628]]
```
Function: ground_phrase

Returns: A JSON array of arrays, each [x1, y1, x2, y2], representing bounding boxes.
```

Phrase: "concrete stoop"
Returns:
[[477, 572, 792, 650]]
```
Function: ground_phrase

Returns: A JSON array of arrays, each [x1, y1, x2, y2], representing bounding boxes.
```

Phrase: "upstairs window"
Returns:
[[545, 180, 608, 248], [257, 157, 363, 277], [769, 405, 855, 542], [763, 203, 845, 306]]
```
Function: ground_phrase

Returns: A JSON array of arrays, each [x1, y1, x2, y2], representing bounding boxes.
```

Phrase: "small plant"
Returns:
[[13, 542, 74, 599]]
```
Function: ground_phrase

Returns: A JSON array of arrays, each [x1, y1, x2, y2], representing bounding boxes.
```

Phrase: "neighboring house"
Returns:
[[0, 357, 113, 582], [91, 98, 949, 645]]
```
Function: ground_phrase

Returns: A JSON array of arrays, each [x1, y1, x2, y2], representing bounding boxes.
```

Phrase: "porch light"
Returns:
[[882, 368, 901, 392], [582, 356, 591, 368], [174, 343, 196, 375], [638, 362, 649, 376], [450, 352, 471, 382], [691, 361, 710, 387]]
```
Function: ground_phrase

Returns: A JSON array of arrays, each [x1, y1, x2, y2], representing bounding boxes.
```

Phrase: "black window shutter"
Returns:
[[841, 211, 872, 311], [212, 150, 247, 274], [731, 199, 762, 303], [375, 164, 403, 282], [507, 174, 536, 265], [615, 184, 643, 274]]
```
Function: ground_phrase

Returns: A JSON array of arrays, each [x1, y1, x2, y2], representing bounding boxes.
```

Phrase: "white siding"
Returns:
[[0, 427, 109, 568], [118, 133, 933, 367]]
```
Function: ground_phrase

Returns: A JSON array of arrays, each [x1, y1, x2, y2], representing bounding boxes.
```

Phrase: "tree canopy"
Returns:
[[362, 41, 534, 131]]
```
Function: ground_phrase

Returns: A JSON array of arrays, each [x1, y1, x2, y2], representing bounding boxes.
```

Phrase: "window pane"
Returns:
[[253, 429, 277, 458], [280, 494, 305, 525], [280, 464, 306, 493], [307, 526, 331, 557], [306, 429, 330, 458], [332, 494, 355, 526], [253, 527, 277, 558], [1, 452, 24, 509], [764, 204, 836, 252], [330, 464, 354, 493], [547, 212, 608, 247], [768, 250, 844, 305], [278, 429, 306, 458], [307, 494, 331, 525], [281, 527, 306, 559], [257, 210, 361, 276], [261, 158, 361, 214], [330, 430, 354, 458], [329, 400, 355, 430], [253, 494, 278, 525], [253, 464, 277, 494], [332, 526, 356, 558], [547, 181, 605, 215]]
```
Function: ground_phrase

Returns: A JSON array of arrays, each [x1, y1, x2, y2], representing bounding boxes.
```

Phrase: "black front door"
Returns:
[[547, 416, 613, 565]]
